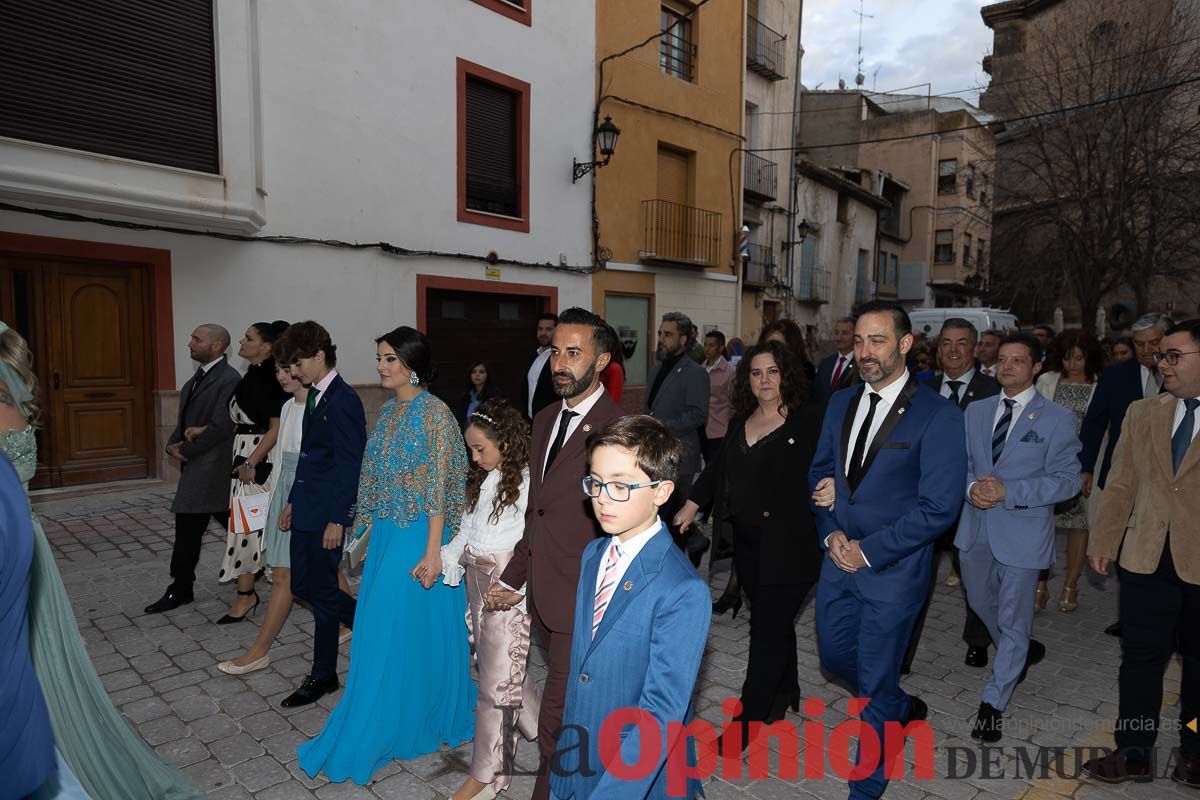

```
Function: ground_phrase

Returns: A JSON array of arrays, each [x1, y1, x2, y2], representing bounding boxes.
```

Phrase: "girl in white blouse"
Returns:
[[442, 399, 541, 800]]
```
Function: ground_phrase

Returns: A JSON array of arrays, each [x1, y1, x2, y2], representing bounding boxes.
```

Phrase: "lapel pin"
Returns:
[[623, 581, 633, 591], [1028, 413, 1036, 420], [676, 367, 682, 373], [788, 437, 795, 444], [898, 408, 905, 415], [968, 391, 975, 397], [582, 423, 592, 432]]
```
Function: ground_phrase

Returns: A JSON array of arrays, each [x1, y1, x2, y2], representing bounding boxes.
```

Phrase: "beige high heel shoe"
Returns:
[[1058, 586, 1079, 613]]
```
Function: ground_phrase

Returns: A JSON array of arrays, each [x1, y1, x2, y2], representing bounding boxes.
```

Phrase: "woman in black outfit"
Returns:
[[674, 340, 825, 744]]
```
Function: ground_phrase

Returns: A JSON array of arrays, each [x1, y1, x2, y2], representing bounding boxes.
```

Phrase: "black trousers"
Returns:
[[734, 523, 815, 722], [902, 551, 991, 673], [1116, 542, 1199, 758], [663, 472, 703, 566], [290, 528, 356, 681], [169, 511, 227, 593]]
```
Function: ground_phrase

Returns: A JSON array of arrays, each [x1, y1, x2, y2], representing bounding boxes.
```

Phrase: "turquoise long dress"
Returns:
[[1, 426, 202, 800], [298, 391, 476, 784]]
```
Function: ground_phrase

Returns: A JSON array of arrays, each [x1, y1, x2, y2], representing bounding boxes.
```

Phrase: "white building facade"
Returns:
[[0, 0, 595, 488]]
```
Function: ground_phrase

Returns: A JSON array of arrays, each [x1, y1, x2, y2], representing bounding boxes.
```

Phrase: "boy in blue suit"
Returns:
[[956, 334, 1081, 742], [277, 321, 367, 708], [551, 415, 710, 800]]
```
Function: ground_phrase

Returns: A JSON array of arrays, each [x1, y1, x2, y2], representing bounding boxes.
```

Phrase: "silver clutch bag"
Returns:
[[343, 523, 372, 571]]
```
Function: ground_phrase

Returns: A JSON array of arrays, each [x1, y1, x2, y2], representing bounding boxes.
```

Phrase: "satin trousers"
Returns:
[[462, 547, 542, 790]]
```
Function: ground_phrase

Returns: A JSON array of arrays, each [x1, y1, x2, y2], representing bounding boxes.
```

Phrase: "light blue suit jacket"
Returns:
[[954, 391, 1083, 569], [550, 521, 710, 800]]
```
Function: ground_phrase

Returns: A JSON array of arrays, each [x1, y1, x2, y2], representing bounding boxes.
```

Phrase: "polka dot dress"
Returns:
[[219, 398, 271, 583]]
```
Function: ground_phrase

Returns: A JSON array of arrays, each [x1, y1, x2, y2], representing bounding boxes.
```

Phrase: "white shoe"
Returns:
[[217, 655, 270, 675]]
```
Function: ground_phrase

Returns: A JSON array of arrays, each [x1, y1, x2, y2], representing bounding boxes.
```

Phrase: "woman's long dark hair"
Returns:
[[758, 319, 810, 366], [463, 360, 494, 396], [464, 399, 530, 524], [731, 340, 808, 418], [1047, 329, 1105, 382]]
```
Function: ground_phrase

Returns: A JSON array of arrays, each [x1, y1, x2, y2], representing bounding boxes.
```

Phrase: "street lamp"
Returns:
[[796, 219, 812, 243], [573, 116, 621, 183]]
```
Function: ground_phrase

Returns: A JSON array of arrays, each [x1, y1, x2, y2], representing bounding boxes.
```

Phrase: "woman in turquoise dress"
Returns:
[[0, 321, 202, 800], [298, 325, 475, 784]]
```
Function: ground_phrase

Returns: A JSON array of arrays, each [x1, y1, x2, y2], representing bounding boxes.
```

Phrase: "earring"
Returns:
[[409, 371, 420, 386]]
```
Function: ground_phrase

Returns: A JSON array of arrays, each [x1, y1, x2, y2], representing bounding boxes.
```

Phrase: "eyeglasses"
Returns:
[[1152, 351, 1200, 366], [581, 476, 663, 502]]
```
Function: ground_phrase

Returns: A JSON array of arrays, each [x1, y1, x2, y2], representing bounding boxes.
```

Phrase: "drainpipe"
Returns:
[[784, 1, 805, 320]]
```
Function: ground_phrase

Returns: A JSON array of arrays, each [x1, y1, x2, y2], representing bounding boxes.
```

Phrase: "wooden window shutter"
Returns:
[[656, 147, 690, 206], [465, 77, 520, 217], [0, 0, 219, 174]]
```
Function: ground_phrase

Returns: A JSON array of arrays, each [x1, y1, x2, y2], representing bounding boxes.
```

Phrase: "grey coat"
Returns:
[[645, 355, 709, 476], [169, 356, 241, 514]]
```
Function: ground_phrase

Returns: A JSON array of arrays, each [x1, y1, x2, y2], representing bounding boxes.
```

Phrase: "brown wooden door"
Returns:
[[424, 289, 547, 418], [1, 256, 153, 487]]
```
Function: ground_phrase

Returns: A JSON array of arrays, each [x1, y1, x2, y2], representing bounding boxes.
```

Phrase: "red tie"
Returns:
[[831, 356, 846, 387]]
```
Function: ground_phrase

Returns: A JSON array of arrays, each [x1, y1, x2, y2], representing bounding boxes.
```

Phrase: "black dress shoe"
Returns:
[[1081, 752, 1152, 784], [1017, 640, 1046, 684], [1173, 752, 1200, 789], [965, 646, 989, 668], [971, 702, 1002, 743], [1104, 621, 1122, 637], [144, 588, 194, 615], [281, 675, 340, 708], [906, 695, 928, 723]]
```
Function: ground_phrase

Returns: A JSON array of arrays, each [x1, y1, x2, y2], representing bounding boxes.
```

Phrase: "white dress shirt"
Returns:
[[591, 518, 663, 609], [197, 355, 224, 376], [1173, 396, 1200, 443], [1141, 364, 1163, 399], [844, 370, 911, 478], [308, 369, 339, 407], [979, 363, 996, 378], [990, 384, 1038, 446], [527, 347, 552, 417], [542, 383, 606, 476], [939, 368, 976, 401], [442, 469, 531, 608]]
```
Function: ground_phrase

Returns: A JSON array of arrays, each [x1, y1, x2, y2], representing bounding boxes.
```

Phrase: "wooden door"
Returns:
[[656, 146, 692, 261], [0, 256, 153, 487], [424, 289, 546, 418]]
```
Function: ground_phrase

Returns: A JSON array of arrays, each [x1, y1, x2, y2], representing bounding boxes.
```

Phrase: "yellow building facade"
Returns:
[[590, 0, 745, 409]]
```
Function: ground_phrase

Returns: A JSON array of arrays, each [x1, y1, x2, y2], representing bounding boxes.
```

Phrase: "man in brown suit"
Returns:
[[487, 307, 624, 800], [1083, 318, 1200, 789]]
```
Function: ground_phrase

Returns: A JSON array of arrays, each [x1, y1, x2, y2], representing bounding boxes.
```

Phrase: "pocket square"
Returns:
[[1019, 430, 1044, 444], [881, 442, 910, 449]]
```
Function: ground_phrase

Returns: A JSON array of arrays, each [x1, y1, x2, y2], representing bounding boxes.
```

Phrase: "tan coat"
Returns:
[[1089, 393, 1200, 585]]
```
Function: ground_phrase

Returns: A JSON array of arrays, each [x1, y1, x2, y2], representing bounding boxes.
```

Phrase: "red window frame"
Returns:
[[457, 58, 531, 233], [469, 0, 531, 26]]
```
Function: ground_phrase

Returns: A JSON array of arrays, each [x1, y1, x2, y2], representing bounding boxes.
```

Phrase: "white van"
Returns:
[[908, 308, 1019, 338]]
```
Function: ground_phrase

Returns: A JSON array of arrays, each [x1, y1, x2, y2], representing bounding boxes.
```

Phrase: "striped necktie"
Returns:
[[592, 542, 623, 638], [992, 398, 1016, 464]]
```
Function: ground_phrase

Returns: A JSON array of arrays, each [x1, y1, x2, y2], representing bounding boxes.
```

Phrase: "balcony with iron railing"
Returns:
[[746, 15, 786, 81], [795, 264, 831, 303], [743, 243, 776, 287], [640, 199, 722, 267], [743, 152, 777, 202]]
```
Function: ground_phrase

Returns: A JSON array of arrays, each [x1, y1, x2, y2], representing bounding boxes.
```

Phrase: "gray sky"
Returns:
[[800, 0, 994, 105]]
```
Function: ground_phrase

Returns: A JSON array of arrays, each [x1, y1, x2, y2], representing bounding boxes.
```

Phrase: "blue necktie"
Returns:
[[1172, 399, 1199, 474], [992, 398, 1016, 464]]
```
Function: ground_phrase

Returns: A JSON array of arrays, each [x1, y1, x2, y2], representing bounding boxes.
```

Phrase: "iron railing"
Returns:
[[796, 265, 831, 303], [746, 15, 786, 80], [660, 28, 696, 81], [640, 199, 722, 267], [743, 152, 777, 202], [743, 243, 775, 287]]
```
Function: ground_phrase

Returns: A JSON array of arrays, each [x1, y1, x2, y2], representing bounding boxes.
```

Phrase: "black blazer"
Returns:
[[289, 374, 367, 532], [814, 352, 857, 402], [690, 404, 824, 585], [1080, 357, 1154, 488], [520, 351, 557, 421], [923, 369, 999, 411]]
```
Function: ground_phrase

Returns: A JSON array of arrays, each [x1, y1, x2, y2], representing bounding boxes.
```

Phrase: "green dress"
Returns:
[[1, 427, 203, 800]]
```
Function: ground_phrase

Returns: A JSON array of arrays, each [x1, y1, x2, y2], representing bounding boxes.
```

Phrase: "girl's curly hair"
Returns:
[[464, 398, 531, 524], [730, 340, 808, 418]]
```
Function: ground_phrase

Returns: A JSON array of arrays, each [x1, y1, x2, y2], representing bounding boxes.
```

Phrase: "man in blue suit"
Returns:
[[277, 321, 367, 708], [809, 300, 967, 800], [956, 333, 1081, 742], [551, 415, 709, 800], [1079, 312, 1171, 636]]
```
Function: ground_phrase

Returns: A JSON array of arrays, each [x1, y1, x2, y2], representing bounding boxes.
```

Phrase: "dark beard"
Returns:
[[553, 361, 599, 399]]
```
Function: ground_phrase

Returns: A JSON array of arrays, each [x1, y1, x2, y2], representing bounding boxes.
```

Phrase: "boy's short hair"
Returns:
[[282, 320, 337, 366], [586, 415, 683, 485]]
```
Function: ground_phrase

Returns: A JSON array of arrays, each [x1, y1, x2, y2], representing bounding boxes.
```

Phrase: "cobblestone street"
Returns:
[[38, 485, 1192, 800]]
